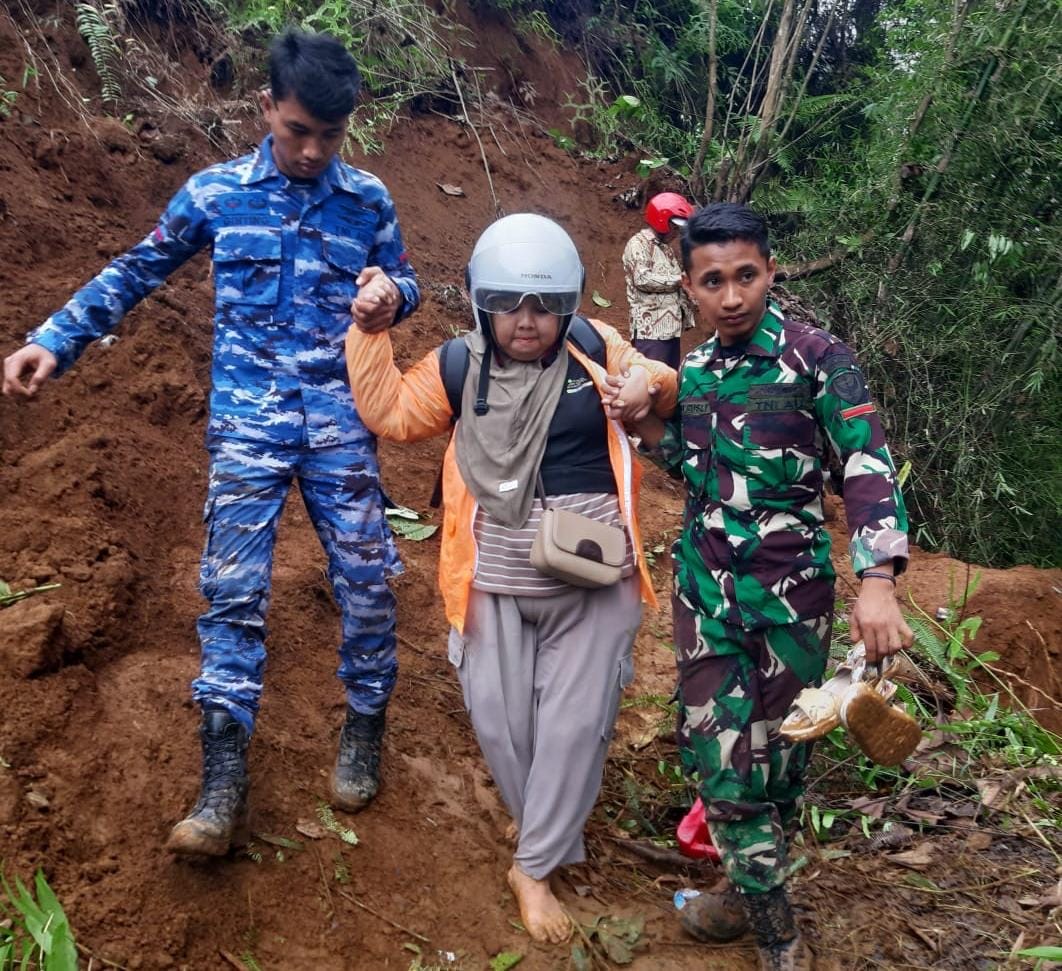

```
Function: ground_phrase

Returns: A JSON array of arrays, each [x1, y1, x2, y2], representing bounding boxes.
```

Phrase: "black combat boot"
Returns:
[[742, 887, 815, 971], [166, 707, 249, 856], [679, 878, 750, 942], [330, 707, 385, 812]]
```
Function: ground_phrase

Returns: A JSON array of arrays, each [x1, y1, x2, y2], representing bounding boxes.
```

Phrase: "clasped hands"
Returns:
[[603, 366, 658, 423], [351, 266, 401, 333]]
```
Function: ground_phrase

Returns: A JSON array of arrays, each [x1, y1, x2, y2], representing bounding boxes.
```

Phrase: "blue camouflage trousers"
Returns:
[[191, 437, 402, 733]]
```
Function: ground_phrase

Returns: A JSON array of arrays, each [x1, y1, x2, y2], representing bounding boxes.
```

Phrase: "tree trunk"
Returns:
[[716, 0, 777, 199], [775, 4, 836, 146], [730, 0, 802, 201], [691, 0, 719, 200]]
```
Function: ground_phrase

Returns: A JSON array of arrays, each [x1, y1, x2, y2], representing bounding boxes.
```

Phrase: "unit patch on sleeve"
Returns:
[[840, 402, 876, 420]]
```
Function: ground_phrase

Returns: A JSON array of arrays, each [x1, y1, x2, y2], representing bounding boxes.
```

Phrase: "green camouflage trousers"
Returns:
[[673, 593, 831, 894]]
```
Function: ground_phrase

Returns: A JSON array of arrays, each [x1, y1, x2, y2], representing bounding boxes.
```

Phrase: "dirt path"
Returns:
[[0, 7, 1059, 970]]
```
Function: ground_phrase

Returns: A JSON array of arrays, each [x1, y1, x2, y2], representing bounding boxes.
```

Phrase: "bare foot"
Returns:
[[504, 821, 519, 843], [507, 864, 571, 944]]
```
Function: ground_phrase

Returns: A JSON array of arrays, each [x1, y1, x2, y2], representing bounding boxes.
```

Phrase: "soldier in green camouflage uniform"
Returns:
[[627, 202, 912, 970]]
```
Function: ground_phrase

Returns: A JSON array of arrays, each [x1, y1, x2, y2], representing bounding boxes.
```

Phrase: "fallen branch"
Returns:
[[775, 231, 875, 281], [337, 887, 429, 943], [76, 944, 128, 970], [560, 904, 610, 970], [314, 846, 336, 924], [608, 837, 707, 870], [980, 660, 1062, 712], [864, 868, 1040, 896], [450, 59, 499, 216]]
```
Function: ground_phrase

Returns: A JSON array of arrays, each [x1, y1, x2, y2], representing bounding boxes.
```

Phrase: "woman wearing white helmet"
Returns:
[[345, 214, 678, 942]]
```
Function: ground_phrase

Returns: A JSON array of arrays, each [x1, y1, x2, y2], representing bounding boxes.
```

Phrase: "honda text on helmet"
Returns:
[[468, 213, 585, 331], [644, 192, 694, 235]]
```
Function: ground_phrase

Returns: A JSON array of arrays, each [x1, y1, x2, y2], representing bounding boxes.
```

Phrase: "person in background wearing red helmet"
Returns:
[[622, 192, 698, 371]]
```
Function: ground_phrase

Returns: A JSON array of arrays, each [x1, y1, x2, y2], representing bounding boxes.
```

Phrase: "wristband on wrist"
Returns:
[[861, 569, 896, 585]]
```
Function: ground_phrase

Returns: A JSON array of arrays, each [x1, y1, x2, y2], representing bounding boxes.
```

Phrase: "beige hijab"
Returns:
[[454, 331, 569, 528]]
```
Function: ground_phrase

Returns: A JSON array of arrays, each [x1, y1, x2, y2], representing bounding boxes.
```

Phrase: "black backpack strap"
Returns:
[[566, 315, 607, 367], [438, 337, 470, 421], [431, 339, 470, 509], [430, 322, 603, 508]]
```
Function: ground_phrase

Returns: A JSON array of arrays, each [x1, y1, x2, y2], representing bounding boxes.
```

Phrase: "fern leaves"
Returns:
[[75, 2, 123, 104]]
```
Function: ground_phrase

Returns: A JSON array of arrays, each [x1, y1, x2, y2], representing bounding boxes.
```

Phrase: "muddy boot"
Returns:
[[330, 707, 385, 812], [743, 887, 815, 971], [166, 707, 249, 857], [679, 879, 749, 942]]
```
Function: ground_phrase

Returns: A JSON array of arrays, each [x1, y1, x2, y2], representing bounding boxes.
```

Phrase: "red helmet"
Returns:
[[645, 192, 693, 234]]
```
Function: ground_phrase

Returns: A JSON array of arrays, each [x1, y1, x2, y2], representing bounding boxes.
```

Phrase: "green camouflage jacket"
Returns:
[[646, 303, 909, 630]]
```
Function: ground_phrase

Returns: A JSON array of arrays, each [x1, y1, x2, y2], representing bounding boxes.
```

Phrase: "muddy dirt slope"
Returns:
[[1, 6, 1059, 970]]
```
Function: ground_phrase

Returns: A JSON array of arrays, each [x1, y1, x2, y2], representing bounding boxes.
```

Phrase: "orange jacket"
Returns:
[[345, 319, 678, 633]]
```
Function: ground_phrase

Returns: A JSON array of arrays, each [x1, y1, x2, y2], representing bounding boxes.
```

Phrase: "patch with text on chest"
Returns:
[[746, 383, 813, 413]]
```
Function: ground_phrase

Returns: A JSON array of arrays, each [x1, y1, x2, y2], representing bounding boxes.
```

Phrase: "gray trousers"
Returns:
[[448, 576, 642, 879]]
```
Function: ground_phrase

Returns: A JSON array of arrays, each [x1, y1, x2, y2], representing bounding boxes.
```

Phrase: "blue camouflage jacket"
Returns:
[[28, 135, 420, 448]]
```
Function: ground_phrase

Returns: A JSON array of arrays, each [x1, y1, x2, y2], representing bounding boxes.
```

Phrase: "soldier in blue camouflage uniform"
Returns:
[[2, 30, 420, 856], [626, 204, 912, 970]]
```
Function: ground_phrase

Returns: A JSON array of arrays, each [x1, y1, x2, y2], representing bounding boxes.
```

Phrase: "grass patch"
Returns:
[[0, 868, 78, 971]]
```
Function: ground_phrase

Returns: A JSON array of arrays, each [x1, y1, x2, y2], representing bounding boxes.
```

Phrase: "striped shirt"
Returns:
[[472, 493, 636, 596]]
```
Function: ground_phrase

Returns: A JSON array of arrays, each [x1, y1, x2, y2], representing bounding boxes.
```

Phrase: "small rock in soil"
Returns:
[[0, 601, 66, 677], [25, 789, 50, 811]]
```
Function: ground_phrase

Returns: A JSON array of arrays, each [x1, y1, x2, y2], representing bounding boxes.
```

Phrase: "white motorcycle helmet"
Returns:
[[467, 213, 585, 340], [464, 213, 586, 416]]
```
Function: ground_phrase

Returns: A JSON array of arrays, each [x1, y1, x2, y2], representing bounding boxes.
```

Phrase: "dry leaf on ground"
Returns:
[[888, 843, 936, 869], [296, 818, 329, 840]]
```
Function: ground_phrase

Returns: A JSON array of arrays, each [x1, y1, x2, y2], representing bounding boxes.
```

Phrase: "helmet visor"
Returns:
[[472, 288, 581, 317]]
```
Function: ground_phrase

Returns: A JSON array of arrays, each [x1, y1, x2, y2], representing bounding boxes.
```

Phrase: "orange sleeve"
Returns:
[[344, 326, 453, 442], [590, 317, 679, 418]]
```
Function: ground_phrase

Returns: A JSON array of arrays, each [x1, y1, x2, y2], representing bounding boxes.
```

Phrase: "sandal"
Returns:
[[779, 645, 901, 742], [839, 682, 922, 766], [779, 686, 843, 741], [781, 641, 904, 743]]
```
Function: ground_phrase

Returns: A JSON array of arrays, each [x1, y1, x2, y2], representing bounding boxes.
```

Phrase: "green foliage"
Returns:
[[220, 0, 456, 153], [316, 801, 359, 845], [816, 604, 1061, 830], [385, 506, 438, 542], [473, 0, 1060, 567], [549, 0, 755, 166], [0, 77, 16, 119], [781, 0, 1062, 567], [0, 580, 61, 609], [547, 128, 576, 152], [515, 10, 559, 49], [1017, 948, 1062, 963], [561, 75, 632, 158], [635, 156, 669, 178], [488, 952, 523, 971], [75, 2, 124, 104], [0, 868, 78, 971], [572, 914, 645, 967]]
